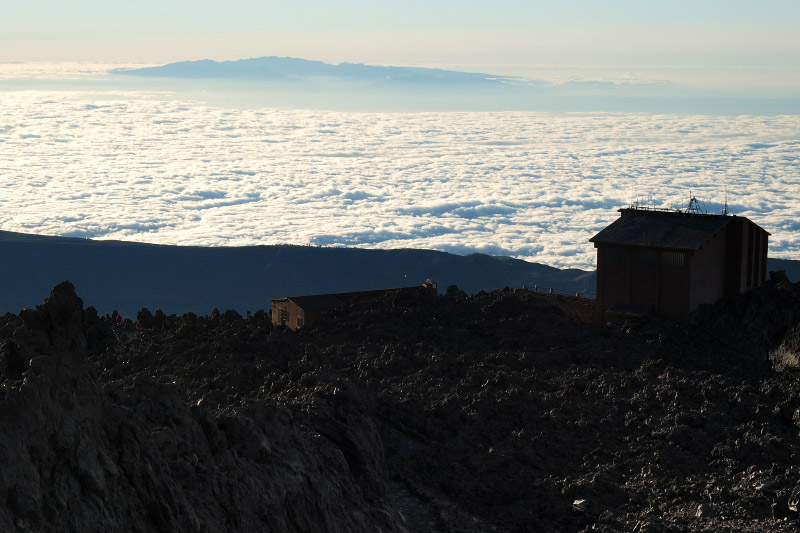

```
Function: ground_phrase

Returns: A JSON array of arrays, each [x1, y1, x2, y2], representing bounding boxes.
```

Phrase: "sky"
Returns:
[[2, 1, 799, 94]]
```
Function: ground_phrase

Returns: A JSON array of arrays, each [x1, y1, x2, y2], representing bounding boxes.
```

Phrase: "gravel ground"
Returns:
[[2, 280, 800, 531]]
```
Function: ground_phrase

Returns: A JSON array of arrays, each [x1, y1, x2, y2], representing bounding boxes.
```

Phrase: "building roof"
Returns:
[[271, 294, 343, 311], [270, 282, 437, 312], [589, 208, 765, 251]]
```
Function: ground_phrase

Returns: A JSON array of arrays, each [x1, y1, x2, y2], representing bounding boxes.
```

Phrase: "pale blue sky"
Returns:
[[2, 1, 799, 94], [2, 1, 797, 64]]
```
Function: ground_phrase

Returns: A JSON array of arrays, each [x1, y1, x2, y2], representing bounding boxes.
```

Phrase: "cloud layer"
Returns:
[[1, 90, 798, 270]]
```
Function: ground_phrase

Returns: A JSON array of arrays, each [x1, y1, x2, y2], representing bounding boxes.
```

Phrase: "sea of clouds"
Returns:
[[1, 88, 798, 270]]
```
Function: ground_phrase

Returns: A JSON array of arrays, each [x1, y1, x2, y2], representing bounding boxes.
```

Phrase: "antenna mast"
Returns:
[[685, 193, 707, 215], [686, 196, 708, 215], [721, 186, 729, 216]]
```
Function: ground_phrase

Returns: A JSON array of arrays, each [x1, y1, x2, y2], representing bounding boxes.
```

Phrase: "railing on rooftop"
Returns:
[[524, 285, 596, 300]]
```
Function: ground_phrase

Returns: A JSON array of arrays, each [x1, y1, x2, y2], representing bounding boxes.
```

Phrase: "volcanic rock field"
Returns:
[[2, 280, 800, 531]]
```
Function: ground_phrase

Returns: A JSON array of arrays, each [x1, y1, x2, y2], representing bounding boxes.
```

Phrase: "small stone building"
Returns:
[[271, 281, 437, 330], [590, 208, 769, 322]]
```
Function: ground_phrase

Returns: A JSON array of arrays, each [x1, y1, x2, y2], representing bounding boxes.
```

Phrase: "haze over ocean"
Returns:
[[1, 63, 799, 270]]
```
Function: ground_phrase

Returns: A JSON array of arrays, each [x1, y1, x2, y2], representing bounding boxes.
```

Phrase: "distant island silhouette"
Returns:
[[112, 56, 519, 86], [108, 56, 800, 114]]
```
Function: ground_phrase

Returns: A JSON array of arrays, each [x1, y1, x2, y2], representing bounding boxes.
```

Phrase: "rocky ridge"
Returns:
[[2, 280, 800, 531], [0, 283, 400, 532]]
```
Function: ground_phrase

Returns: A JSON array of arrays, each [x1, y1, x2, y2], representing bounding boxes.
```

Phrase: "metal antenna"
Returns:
[[722, 186, 729, 215], [686, 194, 707, 215]]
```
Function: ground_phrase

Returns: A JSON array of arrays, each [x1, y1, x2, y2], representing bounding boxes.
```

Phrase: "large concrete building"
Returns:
[[590, 208, 769, 322]]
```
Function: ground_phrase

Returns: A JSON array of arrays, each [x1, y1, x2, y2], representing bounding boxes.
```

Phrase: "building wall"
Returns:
[[741, 220, 753, 292], [594, 215, 768, 322], [656, 250, 691, 318], [629, 247, 658, 308], [689, 228, 727, 311], [271, 282, 437, 331], [724, 220, 744, 296], [334, 283, 436, 303], [595, 244, 692, 322], [725, 218, 769, 295], [751, 221, 769, 289], [271, 300, 306, 330], [758, 228, 769, 287], [301, 309, 323, 328], [595, 245, 628, 321]]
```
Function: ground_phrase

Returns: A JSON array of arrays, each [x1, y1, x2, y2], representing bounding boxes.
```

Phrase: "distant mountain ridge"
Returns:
[[0, 230, 592, 317], [112, 56, 515, 85], [3, 230, 796, 318]]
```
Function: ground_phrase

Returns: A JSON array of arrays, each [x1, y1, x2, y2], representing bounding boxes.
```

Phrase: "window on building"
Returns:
[[660, 251, 687, 270], [297, 317, 304, 328], [279, 308, 288, 326]]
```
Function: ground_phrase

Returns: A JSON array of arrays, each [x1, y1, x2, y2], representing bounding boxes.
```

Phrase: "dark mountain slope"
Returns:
[[2, 230, 795, 318], [0, 230, 593, 316]]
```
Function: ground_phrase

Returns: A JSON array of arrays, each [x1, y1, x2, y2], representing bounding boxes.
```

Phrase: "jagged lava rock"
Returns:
[[0, 282, 402, 532], [5, 280, 800, 531]]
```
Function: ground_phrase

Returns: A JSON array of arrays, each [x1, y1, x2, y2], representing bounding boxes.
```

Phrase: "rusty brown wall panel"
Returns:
[[629, 270, 656, 310], [689, 230, 726, 311], [751, 227, 763, 288], [595, 246, 606, 322], [271, 301, 297, 329], [658, 269, 690, 317], [724, 219, 743, 296], [739, 221, 750, 293], [629, 248, 657, 312], [745, 222, 754, 290], [603, 264, 631, 313], [288, 303, 300, 331], [758, 231, 769, 287]]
